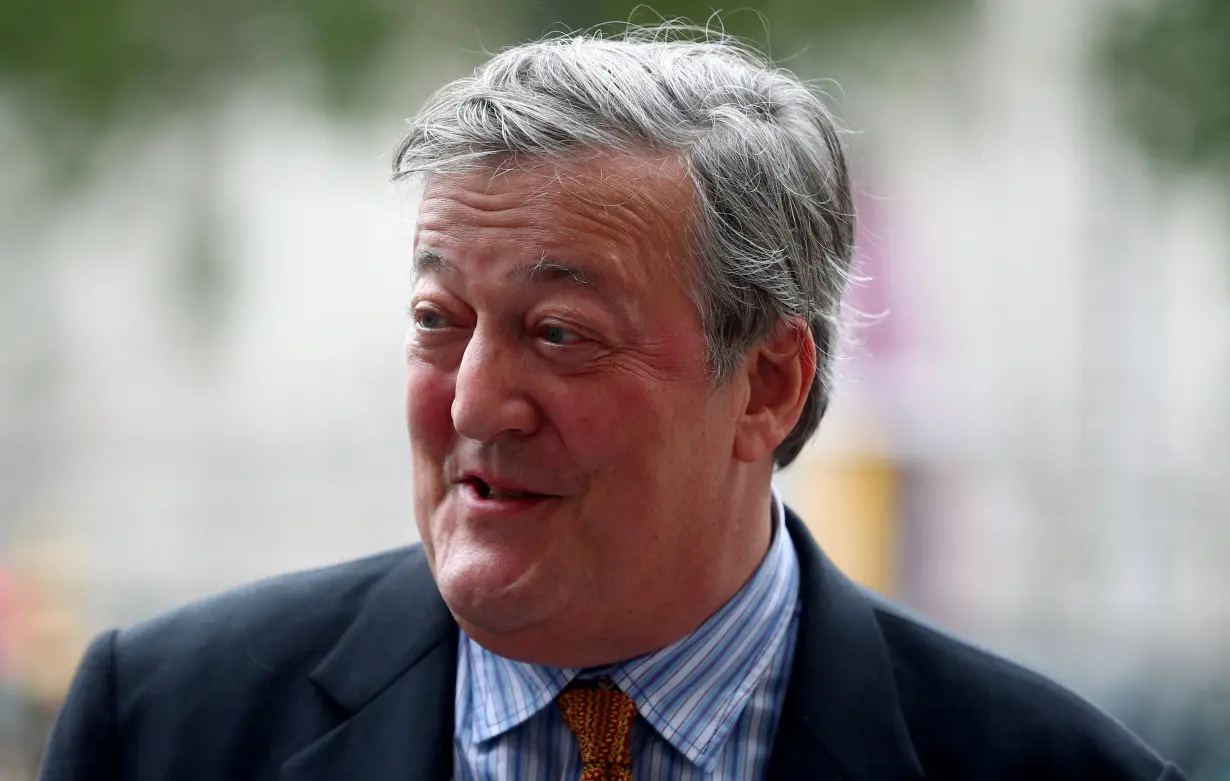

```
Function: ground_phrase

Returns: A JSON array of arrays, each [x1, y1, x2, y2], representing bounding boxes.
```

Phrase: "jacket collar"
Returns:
[[767, 507, 923, 781], [281, 545, 458, 781]]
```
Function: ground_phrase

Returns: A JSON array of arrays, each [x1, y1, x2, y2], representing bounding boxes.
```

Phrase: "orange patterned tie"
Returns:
[[556, 680, 637, 781]]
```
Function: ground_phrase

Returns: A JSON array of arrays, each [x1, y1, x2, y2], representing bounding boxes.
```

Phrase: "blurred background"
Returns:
[[1, 0, 1228, 776]]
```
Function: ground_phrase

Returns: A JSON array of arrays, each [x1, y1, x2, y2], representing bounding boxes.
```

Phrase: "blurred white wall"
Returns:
[[805, 0, 1230, 684], [1, 97, 423, 626]]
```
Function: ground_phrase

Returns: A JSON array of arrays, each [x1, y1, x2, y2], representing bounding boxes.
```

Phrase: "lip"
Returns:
[[456, 480, 559, 519], [455, 470, 558, 498]]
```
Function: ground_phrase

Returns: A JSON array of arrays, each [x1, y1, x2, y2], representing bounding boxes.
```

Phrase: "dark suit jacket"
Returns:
[[40, 509, 1184, 780]]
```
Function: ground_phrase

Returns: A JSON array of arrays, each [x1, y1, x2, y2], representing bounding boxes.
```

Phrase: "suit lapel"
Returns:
[[281, 546, 459, 781], [767, 509, 924, 781]]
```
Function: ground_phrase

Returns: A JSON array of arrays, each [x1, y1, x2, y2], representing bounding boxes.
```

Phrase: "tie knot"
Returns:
[[556, 680, 637, 780]]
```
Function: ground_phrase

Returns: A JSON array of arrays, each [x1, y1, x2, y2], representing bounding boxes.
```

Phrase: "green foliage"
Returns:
[[0, 0, 414, 125], [525, 1, 967, 62], [0, 1, 967, 143], [5, 0, 1225, 181], [1099, 0, 1230, 179], [296, 0, 413, 111]]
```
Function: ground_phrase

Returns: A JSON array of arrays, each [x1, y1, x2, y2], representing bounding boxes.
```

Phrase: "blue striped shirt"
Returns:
[[453, 491, 801, 780]]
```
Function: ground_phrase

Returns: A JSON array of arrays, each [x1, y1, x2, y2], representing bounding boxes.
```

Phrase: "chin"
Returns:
[[435, 554, 562, 637]]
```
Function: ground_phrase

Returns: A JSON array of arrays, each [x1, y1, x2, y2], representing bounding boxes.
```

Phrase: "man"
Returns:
[[41, 28, 1183, 781]]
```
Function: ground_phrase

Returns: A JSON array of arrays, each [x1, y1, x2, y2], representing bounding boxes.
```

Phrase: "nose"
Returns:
[[451, 330, 540, 443]]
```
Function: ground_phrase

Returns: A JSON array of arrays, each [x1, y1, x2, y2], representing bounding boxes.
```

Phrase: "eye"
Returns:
[[410, 307, 450, 330], [538, 323, 582, 346]]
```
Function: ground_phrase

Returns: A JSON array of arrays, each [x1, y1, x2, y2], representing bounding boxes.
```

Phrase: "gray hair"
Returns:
[[392, 26, 855, 467]]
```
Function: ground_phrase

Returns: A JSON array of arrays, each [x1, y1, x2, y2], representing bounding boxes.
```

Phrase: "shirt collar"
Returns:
[[463, 488, 800, 770]]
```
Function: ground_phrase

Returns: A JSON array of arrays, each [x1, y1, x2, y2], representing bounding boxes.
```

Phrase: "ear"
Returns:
[[732, 318, 817, 464]]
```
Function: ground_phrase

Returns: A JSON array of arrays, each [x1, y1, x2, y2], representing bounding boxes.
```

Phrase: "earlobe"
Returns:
[[732, 318, 816, 464]]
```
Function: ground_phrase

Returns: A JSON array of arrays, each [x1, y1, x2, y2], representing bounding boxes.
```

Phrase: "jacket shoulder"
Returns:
[[115, 545, 423, 687], [48, 546, 432, 780], [868, 594, 1170, 779]]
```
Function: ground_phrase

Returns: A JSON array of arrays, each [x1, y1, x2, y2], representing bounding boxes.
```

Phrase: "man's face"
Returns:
[[405, 153, 747, 659]]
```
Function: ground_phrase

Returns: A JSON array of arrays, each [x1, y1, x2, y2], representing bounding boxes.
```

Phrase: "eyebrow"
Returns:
[[517, 258, 600, 291], [413, 249, 605, 294], [413, 249, 455, 276]]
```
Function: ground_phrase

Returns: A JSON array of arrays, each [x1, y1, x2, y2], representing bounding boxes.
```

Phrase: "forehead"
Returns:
[[413, 152, 696, 290]]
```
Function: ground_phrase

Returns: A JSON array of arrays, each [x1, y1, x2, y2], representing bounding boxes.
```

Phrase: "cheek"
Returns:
[[405, 360, 456, 454], [568, 378, 732, 490], [550, 381, 676, 472]]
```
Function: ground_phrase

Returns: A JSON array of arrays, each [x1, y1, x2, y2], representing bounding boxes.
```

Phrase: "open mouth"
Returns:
[[468, 478, 551, 501]]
